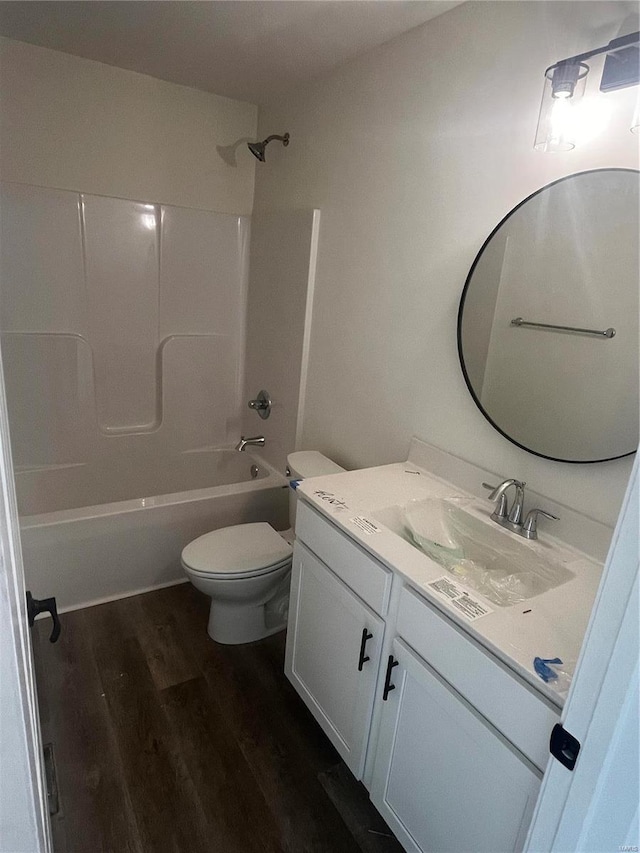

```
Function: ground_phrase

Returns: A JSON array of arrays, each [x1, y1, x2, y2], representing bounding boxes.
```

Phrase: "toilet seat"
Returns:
[[184, 558, 291, 582], [181, 522, 293, 579]]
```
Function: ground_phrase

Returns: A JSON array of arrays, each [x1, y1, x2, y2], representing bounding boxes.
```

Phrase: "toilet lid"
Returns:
[[181, 522, 293, 576]]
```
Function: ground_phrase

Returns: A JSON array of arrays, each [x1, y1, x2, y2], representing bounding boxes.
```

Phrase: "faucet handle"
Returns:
[[522, 508, 559, 540], [482, 482, 509, 521], [247, 389, 271, 420]]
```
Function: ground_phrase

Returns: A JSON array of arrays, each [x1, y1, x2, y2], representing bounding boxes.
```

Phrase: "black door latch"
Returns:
[[550, 723, 581, 771], [26, 591, 61, 643]]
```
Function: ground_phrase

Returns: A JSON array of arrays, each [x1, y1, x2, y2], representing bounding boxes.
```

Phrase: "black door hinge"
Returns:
[[43, 743, 59, 816]]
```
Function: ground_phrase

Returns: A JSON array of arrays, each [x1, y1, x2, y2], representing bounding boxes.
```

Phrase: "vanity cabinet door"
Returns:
[[370, 639, 541, 853], [285, 542, 384, 779]]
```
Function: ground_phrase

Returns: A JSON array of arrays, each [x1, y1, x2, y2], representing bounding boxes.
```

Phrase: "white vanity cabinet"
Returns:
[[286, 500, 560, 853], [285, 537, 388, 778], [369, 637, 541, 853]]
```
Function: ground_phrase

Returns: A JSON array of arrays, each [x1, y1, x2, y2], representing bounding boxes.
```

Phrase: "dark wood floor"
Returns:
[[33, 583, 402, 853]]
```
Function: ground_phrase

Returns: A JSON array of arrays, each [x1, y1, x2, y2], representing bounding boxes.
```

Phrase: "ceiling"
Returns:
[[0, 1, 463, 104]]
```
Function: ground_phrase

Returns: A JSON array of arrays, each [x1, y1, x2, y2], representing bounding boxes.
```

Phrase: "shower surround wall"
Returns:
[[242, 209, 321, 474], [0, 182, 248, 507]]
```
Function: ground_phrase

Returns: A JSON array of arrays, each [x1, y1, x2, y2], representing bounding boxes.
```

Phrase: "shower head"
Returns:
[[247, 132, 290, 162]]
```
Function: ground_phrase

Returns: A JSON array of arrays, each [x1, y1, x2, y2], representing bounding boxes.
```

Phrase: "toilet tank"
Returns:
[[287, 451, 345, 529]]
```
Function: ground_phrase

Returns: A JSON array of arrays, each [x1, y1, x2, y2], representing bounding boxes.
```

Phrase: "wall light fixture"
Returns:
[[535, 30, 640, 152]]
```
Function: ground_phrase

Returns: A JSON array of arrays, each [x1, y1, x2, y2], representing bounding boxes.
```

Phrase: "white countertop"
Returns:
[[298, 460, 604, 708]]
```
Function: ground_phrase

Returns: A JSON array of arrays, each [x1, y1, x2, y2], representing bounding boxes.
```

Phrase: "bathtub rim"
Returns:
[[19, 451, 287, 529]]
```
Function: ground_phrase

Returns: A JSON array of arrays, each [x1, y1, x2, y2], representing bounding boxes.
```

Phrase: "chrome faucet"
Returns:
[[235, 435, 265, 452], [483, 479, 526, 531], [483, 480, 559, 539]]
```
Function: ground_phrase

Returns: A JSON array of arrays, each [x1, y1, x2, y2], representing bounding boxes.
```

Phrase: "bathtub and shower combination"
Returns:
[[0, 183, 302, 612]]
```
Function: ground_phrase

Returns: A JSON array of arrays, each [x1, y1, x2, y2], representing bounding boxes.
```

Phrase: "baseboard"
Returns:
[[55, 577, 190, 614]]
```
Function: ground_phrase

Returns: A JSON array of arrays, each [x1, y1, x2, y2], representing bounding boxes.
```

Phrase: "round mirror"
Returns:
[[458, 169, 639, 463]]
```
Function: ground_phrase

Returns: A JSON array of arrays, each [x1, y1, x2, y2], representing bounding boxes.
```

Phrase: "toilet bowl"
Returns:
[[181, 451, 344, 644], [182, 523, 293, 644]]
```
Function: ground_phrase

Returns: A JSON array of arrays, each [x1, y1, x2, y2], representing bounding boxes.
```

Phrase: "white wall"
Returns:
[[253, 0, 639, 526], [0, 37, 257, 214]]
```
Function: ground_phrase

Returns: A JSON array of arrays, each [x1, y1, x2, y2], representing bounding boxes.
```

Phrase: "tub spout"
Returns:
[[235, 436, 265, 452]]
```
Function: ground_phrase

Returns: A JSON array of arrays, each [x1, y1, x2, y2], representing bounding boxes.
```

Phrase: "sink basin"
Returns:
[[373, 498, 574, 607]]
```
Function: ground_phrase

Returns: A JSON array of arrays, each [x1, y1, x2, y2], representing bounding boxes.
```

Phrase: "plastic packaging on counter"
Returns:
[[403, 497, 556, 607], [401, 496, 583, 699], [534, 657, 574, 696]]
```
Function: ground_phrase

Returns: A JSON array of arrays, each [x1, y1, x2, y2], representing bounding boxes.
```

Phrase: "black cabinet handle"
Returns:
[[358, 628, 373, 671], [26, 591, 61, 643], [382, 655, 399, 700]]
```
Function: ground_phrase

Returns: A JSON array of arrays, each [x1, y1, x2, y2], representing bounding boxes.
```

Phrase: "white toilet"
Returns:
[[181, 451, 344, 644]]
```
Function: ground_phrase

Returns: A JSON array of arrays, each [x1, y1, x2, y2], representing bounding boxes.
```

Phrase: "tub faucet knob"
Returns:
[[247, 390, 271, 420]]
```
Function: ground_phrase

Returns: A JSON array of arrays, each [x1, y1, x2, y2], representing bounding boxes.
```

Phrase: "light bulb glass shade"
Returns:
[[534, 62, 589, 152]]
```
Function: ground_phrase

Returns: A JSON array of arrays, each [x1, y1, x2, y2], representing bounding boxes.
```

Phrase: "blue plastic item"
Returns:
[[289, 479, 302, 490], [534, 656, 563, 683]]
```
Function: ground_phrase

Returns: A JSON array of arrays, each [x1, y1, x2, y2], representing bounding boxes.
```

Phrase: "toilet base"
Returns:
[[207, 598, 287, 645]]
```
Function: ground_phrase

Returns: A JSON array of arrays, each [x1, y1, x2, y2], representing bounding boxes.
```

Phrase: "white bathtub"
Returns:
[[17, 450, 289, 612]]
